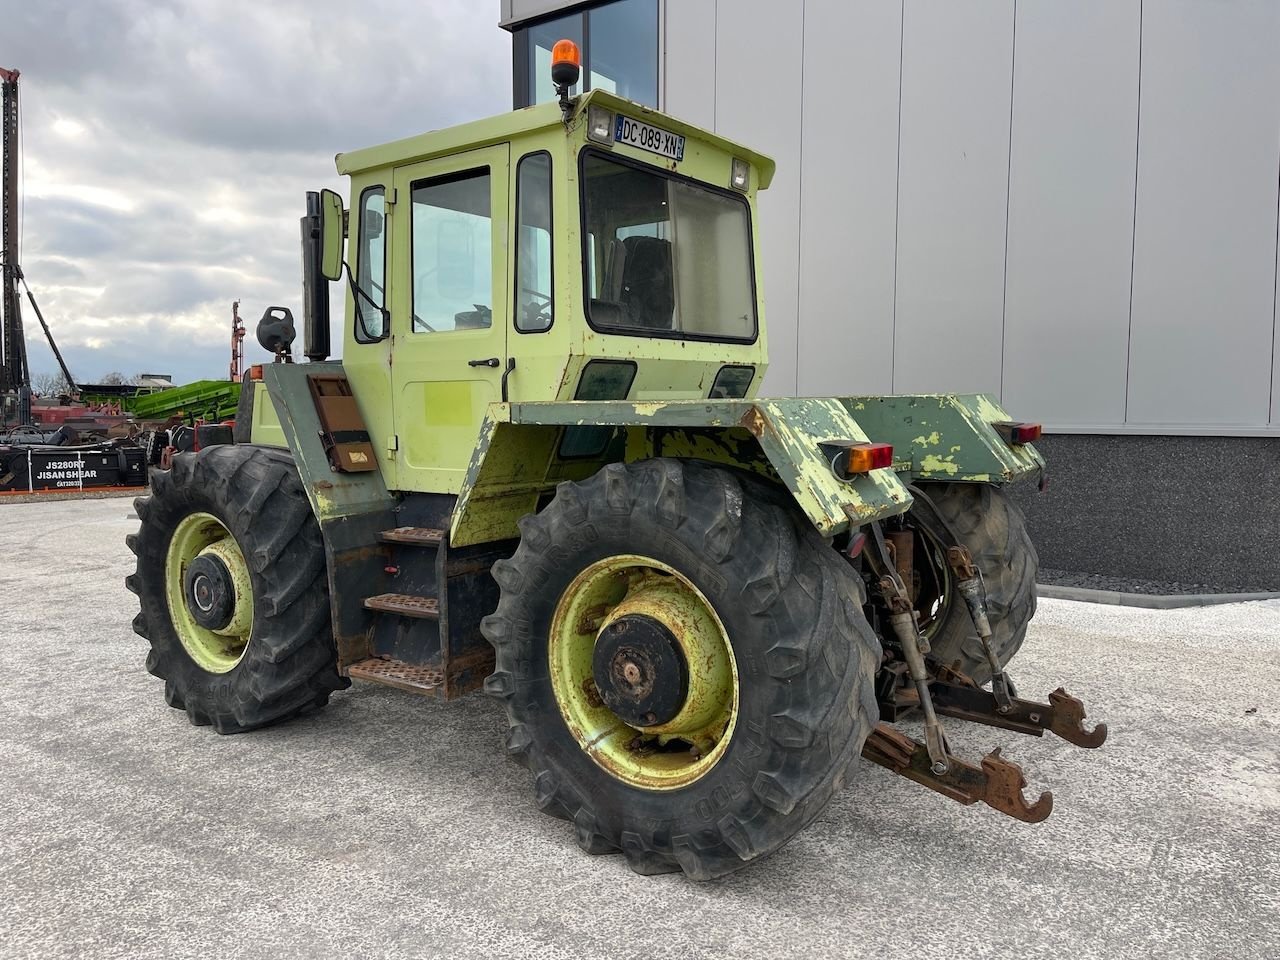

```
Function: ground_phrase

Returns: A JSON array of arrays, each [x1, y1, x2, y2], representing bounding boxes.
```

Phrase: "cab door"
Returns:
[[389, 145, 511, 493]]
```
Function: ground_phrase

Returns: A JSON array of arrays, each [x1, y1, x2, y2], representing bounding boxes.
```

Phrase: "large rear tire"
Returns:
[[482, 459, 881, 880], [910, 482, 1038, 683], [126, 445, 347, 733]]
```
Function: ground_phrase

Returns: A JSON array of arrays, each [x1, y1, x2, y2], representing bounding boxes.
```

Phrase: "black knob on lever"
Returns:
[[468, 357, 500, 368]]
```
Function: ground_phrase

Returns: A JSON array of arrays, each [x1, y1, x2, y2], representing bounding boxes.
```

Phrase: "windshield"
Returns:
[[580, 152, 756, 341]]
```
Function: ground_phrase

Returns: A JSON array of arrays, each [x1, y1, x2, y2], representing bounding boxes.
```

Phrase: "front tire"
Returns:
[[126, 445, 347, 733], [482, 459, 881, 880]]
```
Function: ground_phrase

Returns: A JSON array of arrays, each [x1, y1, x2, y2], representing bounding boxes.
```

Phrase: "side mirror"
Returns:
[[319, 188, 344, 281]]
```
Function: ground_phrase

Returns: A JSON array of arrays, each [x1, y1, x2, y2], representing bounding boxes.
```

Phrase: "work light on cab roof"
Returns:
[[551, 38, 581, 121]]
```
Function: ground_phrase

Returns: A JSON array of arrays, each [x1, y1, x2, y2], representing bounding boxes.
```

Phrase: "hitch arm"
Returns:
[[926, 682, 1109, 749], [863, 723, 1053, 824]]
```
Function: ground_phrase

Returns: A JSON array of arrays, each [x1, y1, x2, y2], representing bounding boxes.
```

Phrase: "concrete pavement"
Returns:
[[1, 497, 1277, 959]]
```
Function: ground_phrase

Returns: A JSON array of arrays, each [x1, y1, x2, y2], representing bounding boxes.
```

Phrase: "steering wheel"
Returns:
[[521, 287, 552, 327]]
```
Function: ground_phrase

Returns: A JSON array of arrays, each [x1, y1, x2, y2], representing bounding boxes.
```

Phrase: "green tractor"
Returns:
[[126, 46, 1105, 880]]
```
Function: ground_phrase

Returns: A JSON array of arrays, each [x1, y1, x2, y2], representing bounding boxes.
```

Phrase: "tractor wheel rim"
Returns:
[[549, 555, 738, 791], [165, 511, 254, 674]]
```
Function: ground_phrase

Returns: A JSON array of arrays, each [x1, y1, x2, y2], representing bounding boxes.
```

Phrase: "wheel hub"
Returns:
[[548, 555, 739, 791], [183, 554, 235, 630], [592, 614, 689, 727], [165, 512, 255, 674]]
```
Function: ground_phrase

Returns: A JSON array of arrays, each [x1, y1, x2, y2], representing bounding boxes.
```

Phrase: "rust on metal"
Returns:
[[862, 722, 1053, 823], [737, 405, 769, 439], [946, 544, 979, 580], [925, 675, 1108, 748], [362, 593, 441, 620], [886, 529, 916, 604], [378, 526, 445, 546], [1047, 687, 1109, 748], [346, 656, 445, 695]]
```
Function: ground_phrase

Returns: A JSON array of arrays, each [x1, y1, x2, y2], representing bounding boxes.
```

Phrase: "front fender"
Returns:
[[450, 398, 914, 547]]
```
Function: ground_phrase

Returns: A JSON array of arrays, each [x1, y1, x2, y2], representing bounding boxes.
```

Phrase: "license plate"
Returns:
[[614, 115, 685, 162]]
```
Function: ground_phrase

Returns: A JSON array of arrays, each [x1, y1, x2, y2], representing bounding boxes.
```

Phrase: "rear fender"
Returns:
[[841, 394, 1046, 484], [451, 398, 914, 547]]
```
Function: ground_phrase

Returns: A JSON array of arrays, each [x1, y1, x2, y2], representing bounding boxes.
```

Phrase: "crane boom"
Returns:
[[1, 67, 29, 424]]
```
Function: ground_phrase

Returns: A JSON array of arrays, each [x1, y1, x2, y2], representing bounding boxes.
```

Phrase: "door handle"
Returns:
[[468, 357, 500, 368], [501, 357, 516, 403]]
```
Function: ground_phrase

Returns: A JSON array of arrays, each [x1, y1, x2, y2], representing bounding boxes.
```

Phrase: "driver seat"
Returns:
[[616, 236, 674, 330]]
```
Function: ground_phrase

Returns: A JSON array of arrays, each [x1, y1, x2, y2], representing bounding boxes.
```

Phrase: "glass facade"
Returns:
[[514, 0, 658, 109]]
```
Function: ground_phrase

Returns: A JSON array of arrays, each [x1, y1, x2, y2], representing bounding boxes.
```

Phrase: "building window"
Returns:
[[513, 0, 657, 109], [355, 186, 386, 342], [515, 152, 554, 333], [587, 0, 658, 106], [410, 170, 493, 334]]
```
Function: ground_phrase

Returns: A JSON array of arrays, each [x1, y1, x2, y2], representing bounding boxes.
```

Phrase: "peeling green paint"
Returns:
[[839, 394, 1045, 485], [451, 398, 914, 546], [920, 454, 960, 475]]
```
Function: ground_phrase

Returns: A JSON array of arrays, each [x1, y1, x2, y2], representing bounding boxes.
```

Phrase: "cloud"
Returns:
[[4, 0, 511, 383]]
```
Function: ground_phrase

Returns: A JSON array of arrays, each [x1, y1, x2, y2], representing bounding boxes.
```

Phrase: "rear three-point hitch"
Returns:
[[858, 514, 1107, 823]]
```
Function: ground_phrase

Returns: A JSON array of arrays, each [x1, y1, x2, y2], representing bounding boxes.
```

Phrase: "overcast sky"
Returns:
[[3, 0, 510, 385]]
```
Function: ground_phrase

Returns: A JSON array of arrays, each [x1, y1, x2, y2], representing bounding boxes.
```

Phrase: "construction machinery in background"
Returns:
[[0, 68, 248, 494], [230, 300, 245, 383], [127, 40, 1105, 879], [0, 66, 149, 494]]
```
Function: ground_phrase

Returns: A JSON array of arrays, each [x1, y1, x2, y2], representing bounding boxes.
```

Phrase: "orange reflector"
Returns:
[[247, 364, 264, 381], [843, 442, 894, 475], [993, 421, 1042, 445], [551, 38, 581, 68]]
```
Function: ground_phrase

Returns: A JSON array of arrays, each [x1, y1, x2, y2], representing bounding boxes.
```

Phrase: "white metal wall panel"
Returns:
[[892, 0, 1014, 395], [796, 0, 902, 397], [1001, 0, 1140, 427], [662, 0, 716, 127], [1274, 199, 1280, 425], [1126, 0, 1280, 427], [715, 1, 805, 396]]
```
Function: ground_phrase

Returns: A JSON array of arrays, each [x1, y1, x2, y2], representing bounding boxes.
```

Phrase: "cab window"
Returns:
[[410, 169, 492, 333], [515, 152, 553, 333], [580, 152, 756, 342], [355, 186, 386, 342]]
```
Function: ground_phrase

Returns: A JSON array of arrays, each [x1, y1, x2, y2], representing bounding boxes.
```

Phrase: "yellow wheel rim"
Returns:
[[165, 512, 254, 674], [549, 555, 738, 791]]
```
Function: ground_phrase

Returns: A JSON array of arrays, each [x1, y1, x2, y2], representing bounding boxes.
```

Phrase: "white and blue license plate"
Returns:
[[614, 115, 685, 162]]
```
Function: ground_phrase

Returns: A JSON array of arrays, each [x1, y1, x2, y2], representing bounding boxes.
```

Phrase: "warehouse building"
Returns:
[[500, 0, 1280, 591]]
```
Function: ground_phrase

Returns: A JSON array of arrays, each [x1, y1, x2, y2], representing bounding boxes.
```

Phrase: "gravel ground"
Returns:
[[1, 498, 1278, 960]]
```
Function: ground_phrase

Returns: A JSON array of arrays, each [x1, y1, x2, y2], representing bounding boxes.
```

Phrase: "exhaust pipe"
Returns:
[[300, 190, 331, 362]]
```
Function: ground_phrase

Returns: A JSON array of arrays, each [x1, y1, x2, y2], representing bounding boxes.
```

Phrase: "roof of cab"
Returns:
[[334, 89, 776, 189]]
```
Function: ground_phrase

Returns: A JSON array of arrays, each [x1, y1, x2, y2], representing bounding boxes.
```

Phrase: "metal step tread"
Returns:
[[346, 656, 444, 695], [363, 593, 440, 619], [379, 526, 446, 546]]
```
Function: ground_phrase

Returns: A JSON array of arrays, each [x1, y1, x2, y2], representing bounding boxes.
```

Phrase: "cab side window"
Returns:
[[411, 169, 492, 333], [515, 152, 553, 333], [355, 186, 386, 342]]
